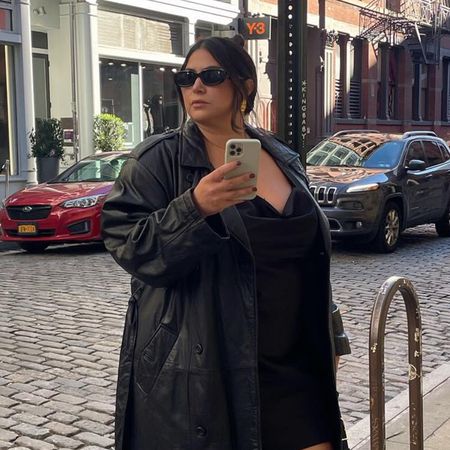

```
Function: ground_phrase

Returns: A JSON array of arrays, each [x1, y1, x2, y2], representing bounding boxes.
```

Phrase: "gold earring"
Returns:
[[240, 99, 247, 114]]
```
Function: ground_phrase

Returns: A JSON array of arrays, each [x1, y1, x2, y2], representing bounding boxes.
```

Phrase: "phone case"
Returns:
[[224, 138, 261, 200]]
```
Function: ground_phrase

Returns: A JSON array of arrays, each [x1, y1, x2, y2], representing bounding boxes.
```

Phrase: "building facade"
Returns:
[[248, 0, 450, 149], [0, 0, 241, 196], [3, 0, 450, 196], [304, 0, 450, 149]]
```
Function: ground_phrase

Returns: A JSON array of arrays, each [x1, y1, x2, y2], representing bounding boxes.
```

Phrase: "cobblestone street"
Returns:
[[0, 225, 449, 449]]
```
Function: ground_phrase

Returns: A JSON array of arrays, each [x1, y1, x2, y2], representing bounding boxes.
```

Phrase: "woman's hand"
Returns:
[[192, 161, 256, 217]]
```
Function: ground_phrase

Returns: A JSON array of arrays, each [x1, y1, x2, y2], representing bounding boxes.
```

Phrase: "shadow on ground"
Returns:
[[1, 241, 107, 255], [332, 225, 442, 255]]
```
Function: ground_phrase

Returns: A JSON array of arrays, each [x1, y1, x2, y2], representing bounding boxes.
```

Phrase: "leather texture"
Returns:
[[101, 122, 351, 450]]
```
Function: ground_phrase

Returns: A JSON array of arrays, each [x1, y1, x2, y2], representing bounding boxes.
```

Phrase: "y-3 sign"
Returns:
[[239, 17, 272, 40]]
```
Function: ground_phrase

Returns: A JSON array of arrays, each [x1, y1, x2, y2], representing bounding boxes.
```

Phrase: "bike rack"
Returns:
[[369, 276, 423, 450]]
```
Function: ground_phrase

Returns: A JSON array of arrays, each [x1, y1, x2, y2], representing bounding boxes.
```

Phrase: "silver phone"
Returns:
[[224, 138, 261, 200]]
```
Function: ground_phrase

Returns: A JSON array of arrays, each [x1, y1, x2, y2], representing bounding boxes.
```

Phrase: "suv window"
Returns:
[[405, 141, 426, 166], [307, 139, 403, 168], [438, 143, 450, 162], [423, 140, 444, 167]]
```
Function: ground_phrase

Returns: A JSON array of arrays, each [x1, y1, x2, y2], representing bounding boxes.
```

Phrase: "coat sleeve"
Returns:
[[331, 302, 351, 356], [101, 156, 229, 287]]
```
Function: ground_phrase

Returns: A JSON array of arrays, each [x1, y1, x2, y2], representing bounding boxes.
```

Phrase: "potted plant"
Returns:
[[93, 113, 127, 152], [29, 118, 64, 183]]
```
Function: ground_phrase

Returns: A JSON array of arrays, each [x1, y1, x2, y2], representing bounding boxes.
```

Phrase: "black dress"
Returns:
[[237, 188, 334, 450]]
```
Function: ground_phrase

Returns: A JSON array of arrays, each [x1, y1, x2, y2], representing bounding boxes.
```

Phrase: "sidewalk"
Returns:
[[348, 363, 450, 449]]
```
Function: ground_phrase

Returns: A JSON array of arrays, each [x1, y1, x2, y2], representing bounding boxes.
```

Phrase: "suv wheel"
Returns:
[[435, 205, 450, 237], [19, 243, 48, 253], [373, 202, 401, 253]]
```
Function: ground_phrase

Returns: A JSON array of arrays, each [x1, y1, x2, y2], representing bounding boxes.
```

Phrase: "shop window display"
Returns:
[[100, 58, 180, 146], [142, 65, 180, 137], [0, 44, 16, 173], [100, 59, 139, 146]]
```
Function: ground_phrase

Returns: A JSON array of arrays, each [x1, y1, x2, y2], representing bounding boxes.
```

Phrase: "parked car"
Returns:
[[0, 151, 129, 252], [306, 130, 450, 252]]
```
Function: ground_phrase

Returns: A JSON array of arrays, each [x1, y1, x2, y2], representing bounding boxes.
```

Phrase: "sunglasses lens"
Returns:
[[174, 71, 196, 87], [201, 69, 227, 86]]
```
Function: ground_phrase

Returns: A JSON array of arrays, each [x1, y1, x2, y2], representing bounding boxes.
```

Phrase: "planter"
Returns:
[[36, 156, 60, 183]]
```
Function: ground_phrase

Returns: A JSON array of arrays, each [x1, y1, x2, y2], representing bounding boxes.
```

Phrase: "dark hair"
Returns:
[[175, 35, 257, 131]]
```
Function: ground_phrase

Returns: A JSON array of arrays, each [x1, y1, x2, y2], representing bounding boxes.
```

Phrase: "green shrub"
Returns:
[[93, 113, 127, 152], [29, 118, 64, 160]]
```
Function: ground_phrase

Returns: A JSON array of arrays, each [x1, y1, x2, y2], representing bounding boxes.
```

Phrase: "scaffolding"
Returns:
[[359, 0, 450, 63]]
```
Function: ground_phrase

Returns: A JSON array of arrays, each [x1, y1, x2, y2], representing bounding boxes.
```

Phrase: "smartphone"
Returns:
[[224, 138, 261, 200]]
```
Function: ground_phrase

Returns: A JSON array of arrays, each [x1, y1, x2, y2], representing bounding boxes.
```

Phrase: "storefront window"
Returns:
[[0, 8, 11, 31], [100, 58, 181, 146], [32, 32, 50, 120], [98, 10, 183, 56], [0, 44, 16, 174], [142, 64, 180, 136], [100, 59, 139, 146]]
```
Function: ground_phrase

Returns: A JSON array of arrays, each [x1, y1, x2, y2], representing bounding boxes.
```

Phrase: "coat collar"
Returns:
[[179, 122, 212, 169]]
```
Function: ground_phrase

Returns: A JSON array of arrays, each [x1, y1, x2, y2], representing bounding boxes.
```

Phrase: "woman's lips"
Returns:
[[191, 101, 208, 107]]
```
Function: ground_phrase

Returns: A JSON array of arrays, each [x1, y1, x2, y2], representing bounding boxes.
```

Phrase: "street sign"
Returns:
[[239, 17, 271, 40]]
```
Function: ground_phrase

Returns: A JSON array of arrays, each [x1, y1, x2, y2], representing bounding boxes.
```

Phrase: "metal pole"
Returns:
[[70, 0, 80, 162], [369, 276, 424, 450], [242, 0, 249, 17], [2, 159, 10, 201], [277, 0, 308, 166]]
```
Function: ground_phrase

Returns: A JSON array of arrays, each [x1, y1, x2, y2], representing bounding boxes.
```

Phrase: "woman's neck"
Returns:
[[198, 120, 246, 146]]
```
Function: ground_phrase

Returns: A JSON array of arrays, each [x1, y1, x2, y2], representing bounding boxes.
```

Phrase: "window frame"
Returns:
[[404, 140, 426, 168], [422, 140, 445, 167], [438, 143, 450, 162], [0, 1, 14, 33]]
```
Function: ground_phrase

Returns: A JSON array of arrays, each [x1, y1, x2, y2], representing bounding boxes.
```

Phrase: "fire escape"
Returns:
[[359, 0, 450, 64]]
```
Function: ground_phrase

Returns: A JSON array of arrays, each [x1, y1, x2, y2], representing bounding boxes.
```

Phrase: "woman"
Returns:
[[102, 36, 351, 450]]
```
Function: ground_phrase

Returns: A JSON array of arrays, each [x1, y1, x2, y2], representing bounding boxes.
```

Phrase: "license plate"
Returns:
[[17, 224, 37, 235]]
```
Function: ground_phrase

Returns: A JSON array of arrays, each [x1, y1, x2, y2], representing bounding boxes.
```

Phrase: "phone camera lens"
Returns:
[[237, 148, 242, 155], [230, 150, 236, 156], [230, 144, 236, 149]]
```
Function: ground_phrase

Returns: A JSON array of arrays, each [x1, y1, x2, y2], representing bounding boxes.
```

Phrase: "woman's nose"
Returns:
[[192, 76, 205, 91]]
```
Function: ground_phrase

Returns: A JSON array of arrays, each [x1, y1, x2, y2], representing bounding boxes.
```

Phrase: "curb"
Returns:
[[347, 363, 450, 449]]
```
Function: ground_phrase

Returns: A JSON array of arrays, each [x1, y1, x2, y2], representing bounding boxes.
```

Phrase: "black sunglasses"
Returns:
[[174, 68, 228, 87]]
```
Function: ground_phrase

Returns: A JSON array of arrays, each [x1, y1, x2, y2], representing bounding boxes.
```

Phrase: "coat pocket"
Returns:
[[136, 324, 178, 395]]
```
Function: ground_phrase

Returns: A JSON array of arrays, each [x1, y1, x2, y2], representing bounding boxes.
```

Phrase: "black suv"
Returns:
[[306, 130, 450, 252]]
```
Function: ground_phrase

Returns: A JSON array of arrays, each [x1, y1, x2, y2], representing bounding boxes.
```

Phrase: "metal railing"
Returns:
[[401, 0, 434, 25], [360, 0, 450, 47], [369, 276, 423, 449]]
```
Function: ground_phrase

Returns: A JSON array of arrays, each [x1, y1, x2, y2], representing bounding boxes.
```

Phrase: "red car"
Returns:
[[0, 151, 129, 252]]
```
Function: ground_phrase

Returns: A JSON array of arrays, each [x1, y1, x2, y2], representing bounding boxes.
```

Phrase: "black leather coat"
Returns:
[[101, 122, 351, 450]]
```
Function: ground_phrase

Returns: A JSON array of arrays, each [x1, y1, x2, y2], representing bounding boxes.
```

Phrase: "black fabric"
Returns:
[[237, 189, 334, 450], [101, 122, 349, 450]]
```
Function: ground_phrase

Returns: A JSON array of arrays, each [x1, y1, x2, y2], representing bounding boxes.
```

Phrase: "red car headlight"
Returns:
[[60, 194, 107, 209]]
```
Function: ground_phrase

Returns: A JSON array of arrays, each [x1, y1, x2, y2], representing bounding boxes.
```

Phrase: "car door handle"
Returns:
[[425, 174, 433, 179]]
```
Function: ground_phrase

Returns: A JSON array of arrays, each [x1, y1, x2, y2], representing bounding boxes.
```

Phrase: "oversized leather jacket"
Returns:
[[102, 121, 351, 450]]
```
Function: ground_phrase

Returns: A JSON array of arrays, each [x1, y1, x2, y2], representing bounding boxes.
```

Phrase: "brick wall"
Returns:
[[300, 0, 450, 146]]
